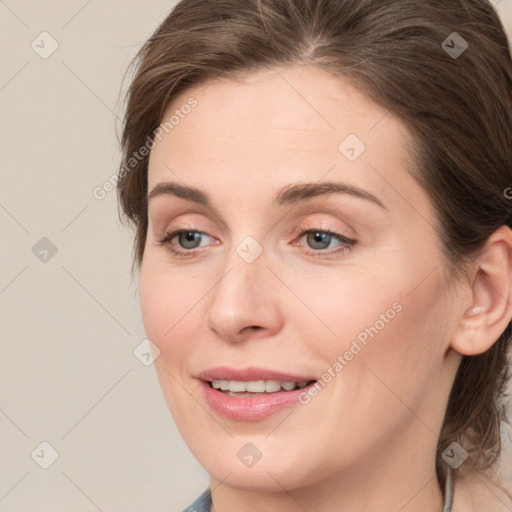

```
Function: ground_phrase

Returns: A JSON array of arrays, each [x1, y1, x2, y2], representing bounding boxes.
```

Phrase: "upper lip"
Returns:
[[198, 366, 317, 383]]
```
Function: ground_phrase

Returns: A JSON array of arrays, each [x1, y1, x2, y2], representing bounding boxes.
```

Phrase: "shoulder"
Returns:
[[453, 471, 512, 512], [180, 488, 212, 512]]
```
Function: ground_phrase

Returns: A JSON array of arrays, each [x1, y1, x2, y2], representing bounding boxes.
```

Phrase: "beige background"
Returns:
[[0, 1, 511, 510]]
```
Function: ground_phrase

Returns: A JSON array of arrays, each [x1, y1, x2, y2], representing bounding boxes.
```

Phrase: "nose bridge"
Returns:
[[211, 232, 267, 311], [205, 231, 280, 339], [217, 213, 269, 285]]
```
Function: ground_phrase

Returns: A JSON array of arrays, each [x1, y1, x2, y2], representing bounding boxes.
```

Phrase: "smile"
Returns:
[[200, 378, 318, 421], [210, 379, 313, 396]]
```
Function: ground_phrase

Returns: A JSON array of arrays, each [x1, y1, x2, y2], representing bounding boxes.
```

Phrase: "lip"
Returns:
[[197, 366, 317, 383], [199, 380, 317, 421], [197, 366, 318, 421]]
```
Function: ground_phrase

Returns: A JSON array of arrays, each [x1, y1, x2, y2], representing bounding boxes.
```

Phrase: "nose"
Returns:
[[205, 243, 283, 343]]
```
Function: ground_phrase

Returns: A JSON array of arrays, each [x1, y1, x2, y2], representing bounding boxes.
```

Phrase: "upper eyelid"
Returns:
[[161, 225, 356, 247], [160, 222, 352, 238], [153, 208, 358, 236], [148, 197, 367, 237]]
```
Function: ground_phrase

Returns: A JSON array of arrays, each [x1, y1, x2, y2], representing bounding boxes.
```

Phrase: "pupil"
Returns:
[[180, 231, 201, 248], [310, 231, 329, 249]]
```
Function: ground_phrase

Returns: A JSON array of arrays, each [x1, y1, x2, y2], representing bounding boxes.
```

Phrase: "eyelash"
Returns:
[[157, 224, 357, 260]]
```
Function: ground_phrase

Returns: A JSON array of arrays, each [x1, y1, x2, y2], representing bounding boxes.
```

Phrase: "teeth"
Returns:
[[281, 381, 296, 391], [265, 380, 282, 392], [211, 379, 311, 393]]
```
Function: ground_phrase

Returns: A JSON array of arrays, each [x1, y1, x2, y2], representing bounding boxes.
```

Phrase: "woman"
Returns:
[[116, 0, 512, 510]]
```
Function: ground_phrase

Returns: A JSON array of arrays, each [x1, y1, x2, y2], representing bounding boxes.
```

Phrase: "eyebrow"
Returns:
[[147, 181, 387, 211]]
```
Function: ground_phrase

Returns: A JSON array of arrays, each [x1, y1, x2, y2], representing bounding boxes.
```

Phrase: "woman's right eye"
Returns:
[[158, 228, 213, 258]]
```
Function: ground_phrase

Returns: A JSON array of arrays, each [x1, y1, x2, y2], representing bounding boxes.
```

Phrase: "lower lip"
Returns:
[[199, 380, 316, 421]]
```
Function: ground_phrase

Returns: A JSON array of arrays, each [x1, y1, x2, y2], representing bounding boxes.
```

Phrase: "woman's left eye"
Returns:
[[295, 229, 357, 256], [157, 227, 357, 259]]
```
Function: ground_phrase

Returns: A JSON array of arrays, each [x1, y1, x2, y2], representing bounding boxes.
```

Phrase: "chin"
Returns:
[[209, 464, 304, 492]]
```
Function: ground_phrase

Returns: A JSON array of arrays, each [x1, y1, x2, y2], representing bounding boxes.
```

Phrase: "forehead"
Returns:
[[146, 65, 421, 215], [152, 64, 403, 152], [183, 66, 383, 134]]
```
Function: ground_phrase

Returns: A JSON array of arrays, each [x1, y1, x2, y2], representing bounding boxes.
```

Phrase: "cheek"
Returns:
[[138, 264, 196, 402], [302, 265, 447, 389], [139, 263, 204, 425], [139, 258, 200, 346], [292, 271, 402, 356], [339, 272, 449, 404]]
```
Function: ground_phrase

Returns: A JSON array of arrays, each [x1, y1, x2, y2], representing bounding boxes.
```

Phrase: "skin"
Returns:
[[139, 65, 512, 512]]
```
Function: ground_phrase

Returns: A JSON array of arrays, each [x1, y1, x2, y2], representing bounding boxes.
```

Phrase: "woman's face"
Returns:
[[140, 65, 461, 492]]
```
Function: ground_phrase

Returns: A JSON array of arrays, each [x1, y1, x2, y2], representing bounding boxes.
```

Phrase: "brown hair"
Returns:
[[116, 0, 512, 490]]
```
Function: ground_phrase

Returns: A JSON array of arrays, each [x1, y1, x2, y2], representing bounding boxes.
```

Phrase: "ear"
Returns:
[[451, 225, 512, 356]]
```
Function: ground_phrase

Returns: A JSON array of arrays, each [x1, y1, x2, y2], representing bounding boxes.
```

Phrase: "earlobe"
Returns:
[[450, 225, 512, 356]]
